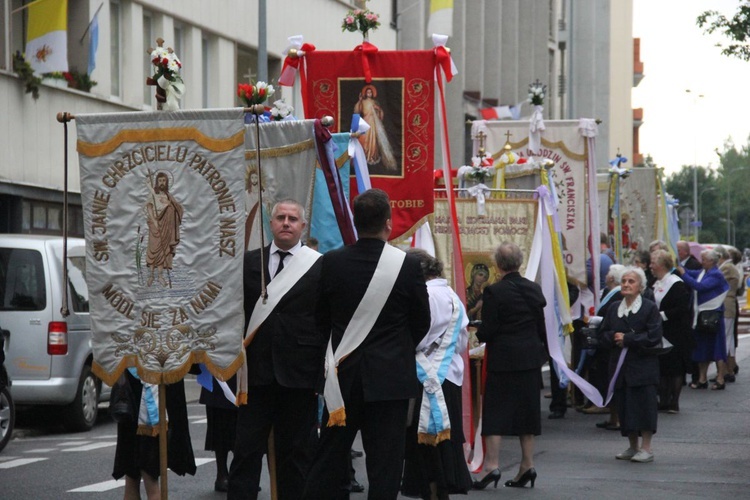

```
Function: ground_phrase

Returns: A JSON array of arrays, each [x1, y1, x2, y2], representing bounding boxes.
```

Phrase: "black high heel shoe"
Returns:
[[504, 467, 537, 488], [472, 469, 501, 490]]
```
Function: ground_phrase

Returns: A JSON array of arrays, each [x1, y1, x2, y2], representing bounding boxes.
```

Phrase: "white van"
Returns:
[[0, 235, 107, 431]]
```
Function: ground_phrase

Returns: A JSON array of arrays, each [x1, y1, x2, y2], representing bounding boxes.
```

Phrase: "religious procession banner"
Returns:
[[607, 167, 658, 261], [243, 119, 319, 250], [303, 50, 436, 241], [76, 109, 246, 386], [433, 198, 537, 321], [310, 133, 352, 253], [471, 120, 590, 286]]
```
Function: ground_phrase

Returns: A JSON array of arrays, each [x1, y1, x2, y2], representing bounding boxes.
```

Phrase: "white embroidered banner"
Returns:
[[472, 120, 590, 286], [76, 109, 246, 385], [243, 119, 319, 250], [613, 167, 658, 259]]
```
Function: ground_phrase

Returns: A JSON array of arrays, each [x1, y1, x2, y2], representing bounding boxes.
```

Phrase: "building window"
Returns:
[[173, 24, 183, 59], [110, 0, 121, 96], [32, 205, 46, 229]]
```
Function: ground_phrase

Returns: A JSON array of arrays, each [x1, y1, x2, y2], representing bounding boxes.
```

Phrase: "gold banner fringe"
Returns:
[[92, 350, 245, 388], [417, 428, 451, 446], [326, 407, 347, 427], [78, 129, 245, 157]]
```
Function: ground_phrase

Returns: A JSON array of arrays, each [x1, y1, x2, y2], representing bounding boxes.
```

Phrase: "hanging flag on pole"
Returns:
[[26, 0, 68, 74], [87, 8, 99, 74], [479, 103, 523, 121], [427, 0, 453, 37]]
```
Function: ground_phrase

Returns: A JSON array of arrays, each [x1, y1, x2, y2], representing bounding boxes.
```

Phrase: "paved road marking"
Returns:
[[68, 479, 126, 492], [0, 458, 48, 469], [67, 458, 215, 493], [61, 441, 117, 452], [24, 448, 56, 453], [58, 441, 91, 447], [192, 418, 207, 424]]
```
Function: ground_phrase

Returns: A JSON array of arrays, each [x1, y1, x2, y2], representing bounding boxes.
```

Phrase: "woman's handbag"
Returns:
[[696, 309, 722, 335], [109, 373, 137, 424]]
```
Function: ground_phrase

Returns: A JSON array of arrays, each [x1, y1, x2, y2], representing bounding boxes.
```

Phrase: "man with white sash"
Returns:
[[303, 189, 431, 500], [228, 199, 324, 500]]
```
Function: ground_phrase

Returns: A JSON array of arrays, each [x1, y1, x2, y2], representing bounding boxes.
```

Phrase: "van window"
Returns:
[[0, 248, 47, 311], [68, 256, 89, 313]]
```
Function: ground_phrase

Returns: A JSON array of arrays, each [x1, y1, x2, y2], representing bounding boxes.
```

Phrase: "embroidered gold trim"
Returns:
[[78, 129, 245, 157]]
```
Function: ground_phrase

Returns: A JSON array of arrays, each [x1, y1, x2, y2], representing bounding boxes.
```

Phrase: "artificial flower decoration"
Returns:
[[460, 156, 496, 184], [341, 4, 381, 38], [237, 81, 275, 107], [528, 79, 547, 106], [150, 44, 182, 83], [270, 99, 294, 121]]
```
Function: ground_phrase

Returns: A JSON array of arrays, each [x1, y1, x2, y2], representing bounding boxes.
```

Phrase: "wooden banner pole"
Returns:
[[159, 384, 168, 500]]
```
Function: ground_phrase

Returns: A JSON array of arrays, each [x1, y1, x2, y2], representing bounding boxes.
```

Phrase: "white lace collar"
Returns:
[[617, 294, 642, 318]]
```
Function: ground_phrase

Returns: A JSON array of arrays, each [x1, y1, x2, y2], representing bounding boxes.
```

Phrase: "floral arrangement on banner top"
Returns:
[[238, 81, 275, 107], [147, 38, 184, 110], [342, 3, 381, 39], [459, 156, 496, 184], [528, 80, 547, 106]]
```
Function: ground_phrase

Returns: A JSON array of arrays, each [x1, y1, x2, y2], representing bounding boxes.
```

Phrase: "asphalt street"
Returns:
[[2, 328, 750, 499]]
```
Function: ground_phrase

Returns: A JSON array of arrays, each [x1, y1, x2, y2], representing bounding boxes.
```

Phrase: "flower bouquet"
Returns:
[[238, 81, 275, 107], [146, 38, 184, 110], [528, 80, 547, 106], [270, 99, 294, 121], [460, 156, 495, 185], [342, 4, 381, 40]]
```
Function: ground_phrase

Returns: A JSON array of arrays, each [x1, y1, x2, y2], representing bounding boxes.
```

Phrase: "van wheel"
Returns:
[[64, 365, 99, 432], [0, 386, 15, 452]]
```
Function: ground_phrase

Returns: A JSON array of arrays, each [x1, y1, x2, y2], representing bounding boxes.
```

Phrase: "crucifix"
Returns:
[[476, 130, 487, 158], [243, 68, 256, 84]]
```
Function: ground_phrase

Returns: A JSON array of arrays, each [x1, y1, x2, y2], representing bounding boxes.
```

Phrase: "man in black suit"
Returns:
[[228, 199, 324, 500], [303, 188, 431, 499], [676, 240, 702, 385], [677, 240, 702, 270]]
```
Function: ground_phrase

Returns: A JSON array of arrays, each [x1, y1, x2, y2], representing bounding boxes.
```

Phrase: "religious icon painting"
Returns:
[[304, 50, 437, 241]]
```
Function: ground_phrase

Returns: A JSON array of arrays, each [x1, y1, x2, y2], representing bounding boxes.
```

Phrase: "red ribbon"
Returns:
[[353, 41, 378, 83], [281, 43, 316, 74], [434, 46, 454, 83]]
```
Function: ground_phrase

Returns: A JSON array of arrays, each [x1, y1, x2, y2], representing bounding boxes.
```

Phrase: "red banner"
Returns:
[[304, 50, 435, 241]]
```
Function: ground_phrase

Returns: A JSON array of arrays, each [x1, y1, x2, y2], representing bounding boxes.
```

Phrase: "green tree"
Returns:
[[697, 3, 750, 61], [664, 165, 721, 242], [716, 138, 750, 249]]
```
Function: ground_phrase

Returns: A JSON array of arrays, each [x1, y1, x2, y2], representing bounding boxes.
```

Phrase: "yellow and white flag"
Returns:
[[427, 0, 453, 37], [26, 0, 68, 74]]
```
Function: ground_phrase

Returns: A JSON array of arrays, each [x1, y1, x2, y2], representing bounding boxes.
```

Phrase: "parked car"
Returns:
[[0, 235, 108, 431], [0, 326, 14, 451]]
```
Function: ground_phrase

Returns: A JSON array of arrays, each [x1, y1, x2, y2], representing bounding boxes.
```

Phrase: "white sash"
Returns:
[[236, 245, 322, 404], [691, 270, 728, 328], [415, 293, 462, 445], [324, 244, 406, 426]]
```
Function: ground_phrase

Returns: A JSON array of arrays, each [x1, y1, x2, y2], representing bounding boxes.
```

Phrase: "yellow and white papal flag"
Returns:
[[26, 0, 68, 74], [427, 0, 453, 37]]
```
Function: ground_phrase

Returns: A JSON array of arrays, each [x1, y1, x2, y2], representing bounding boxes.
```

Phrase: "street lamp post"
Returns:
[[720, 218, 736, 246], [726, 168, 748, 244], [698, 186, 716, 243], [686, 89, 704, 242]]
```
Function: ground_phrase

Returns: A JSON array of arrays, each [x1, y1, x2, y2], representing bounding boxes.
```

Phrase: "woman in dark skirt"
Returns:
[[650, 250, 692, 413], [599, 266, 663, 463], [474, 242, 547, 490], [199, 371, 238, 492], [401, 249, 472, 499], [112, 369, 196, 499]]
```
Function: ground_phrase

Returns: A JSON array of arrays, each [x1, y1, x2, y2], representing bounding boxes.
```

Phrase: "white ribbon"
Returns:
[[431, 34, 459, 77], [528, 104, 545, 154], [466, 183, 490, 215], [157, 75, 185, 111], [349, 117, 372, 192]]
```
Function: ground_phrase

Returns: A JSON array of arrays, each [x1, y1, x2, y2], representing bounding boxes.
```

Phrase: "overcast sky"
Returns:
[[632, 0, 750, 174]]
